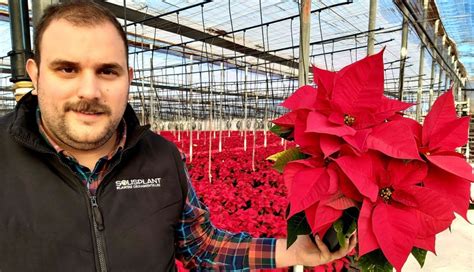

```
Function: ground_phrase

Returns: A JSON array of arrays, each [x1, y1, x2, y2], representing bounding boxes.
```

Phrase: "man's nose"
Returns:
[[77, 71, 101, 99]]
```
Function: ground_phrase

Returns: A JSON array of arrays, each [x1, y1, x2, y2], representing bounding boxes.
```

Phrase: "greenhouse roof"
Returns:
[[436, 0, 473, 79], [0, 0, 472, 119]]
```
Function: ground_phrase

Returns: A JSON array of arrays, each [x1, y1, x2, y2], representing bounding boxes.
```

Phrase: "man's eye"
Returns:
[[60, 67, 76, 73], [100, 69, 118, 76]]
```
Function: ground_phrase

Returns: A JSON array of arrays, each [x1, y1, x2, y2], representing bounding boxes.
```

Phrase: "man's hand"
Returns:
[[275, 233, 357, 268]]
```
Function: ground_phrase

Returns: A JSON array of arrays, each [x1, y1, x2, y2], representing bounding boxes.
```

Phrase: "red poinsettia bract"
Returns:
[[271, 49, 473, 271], [336, 154, 455, 271], [416, 90, 473, 220], [283, 157, 357, 236]]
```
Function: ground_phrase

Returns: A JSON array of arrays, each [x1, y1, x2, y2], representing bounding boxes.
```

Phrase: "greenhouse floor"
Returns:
[[403, 184, 474, 271]]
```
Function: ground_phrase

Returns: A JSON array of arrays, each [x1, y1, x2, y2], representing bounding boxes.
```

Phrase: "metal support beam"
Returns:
[[398, 15, 409, 101], [416, 46, 425, 122], [437, 66, 443, 97], [367, 0, 378, 55], [8, 0, 32, 83], [428, 59, 435, 108], [444, 72, 449, 92]]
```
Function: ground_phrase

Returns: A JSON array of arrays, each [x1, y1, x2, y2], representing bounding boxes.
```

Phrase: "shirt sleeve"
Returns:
[[174, 166, 277, 271]]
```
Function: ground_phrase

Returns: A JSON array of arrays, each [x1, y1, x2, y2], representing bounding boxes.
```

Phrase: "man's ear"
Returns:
[[26, 59, 39, 95]]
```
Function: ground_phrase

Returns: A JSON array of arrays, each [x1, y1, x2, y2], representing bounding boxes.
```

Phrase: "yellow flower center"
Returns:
[[379, 187, 394, 202], [344, 114, 355, 126]]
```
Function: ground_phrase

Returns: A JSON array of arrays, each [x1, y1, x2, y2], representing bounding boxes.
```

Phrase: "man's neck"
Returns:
[[65, 133, 118, 171], [40, 122, 118, 171]]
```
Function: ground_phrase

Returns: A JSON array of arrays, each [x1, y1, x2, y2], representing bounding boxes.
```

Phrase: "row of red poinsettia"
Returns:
[[161, 131, 350, 271]]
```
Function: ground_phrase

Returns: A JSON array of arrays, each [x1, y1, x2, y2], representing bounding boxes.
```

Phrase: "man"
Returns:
[[0, 1, 356, 271]]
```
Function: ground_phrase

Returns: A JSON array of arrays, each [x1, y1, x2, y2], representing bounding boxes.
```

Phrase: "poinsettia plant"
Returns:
[[268, 49, 474, 271]]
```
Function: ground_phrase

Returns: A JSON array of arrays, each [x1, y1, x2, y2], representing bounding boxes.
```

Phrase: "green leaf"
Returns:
[[266, 147, 307, 173], [333, 218, 344, 233], [358, 249, 393, 272], [333, 219, 347, 248], [411, 247, 427, 268], [270, 125, 293, 140], [333, 209, 359, 249], [286, 208, 312, 248]]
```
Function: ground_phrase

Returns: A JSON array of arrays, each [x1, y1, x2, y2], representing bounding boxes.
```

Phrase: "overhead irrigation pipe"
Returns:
[[134, 36, 395, 80], [130, 1, 353, 56], [139, 27, 391, 74]]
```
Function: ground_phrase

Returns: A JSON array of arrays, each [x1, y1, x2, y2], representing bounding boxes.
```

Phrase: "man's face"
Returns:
[[27, 19, 133, 151]]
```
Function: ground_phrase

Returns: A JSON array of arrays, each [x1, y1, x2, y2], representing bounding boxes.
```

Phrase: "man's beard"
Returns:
[[39, 95, 121, 151]]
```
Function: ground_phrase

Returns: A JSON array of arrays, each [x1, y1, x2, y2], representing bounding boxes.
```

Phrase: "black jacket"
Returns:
[[0, 93, 187, 272]]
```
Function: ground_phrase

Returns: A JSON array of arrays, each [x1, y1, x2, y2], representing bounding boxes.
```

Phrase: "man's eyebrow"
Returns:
[[97, 63, 125, 72], [48, 60, 125, 72], [49, 59, 79, 68]]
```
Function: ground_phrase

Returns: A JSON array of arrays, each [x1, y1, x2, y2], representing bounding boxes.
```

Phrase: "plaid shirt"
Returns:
[[36, 109, 127, 195], [37, 111, 276, 270]]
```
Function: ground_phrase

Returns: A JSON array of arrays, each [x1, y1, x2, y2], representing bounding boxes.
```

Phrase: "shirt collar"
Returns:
[[36, 107, 127, 160]]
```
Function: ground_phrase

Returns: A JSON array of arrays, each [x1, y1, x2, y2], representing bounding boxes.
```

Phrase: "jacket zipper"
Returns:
[[89, 191, 108, 272], [41, 149, 109, 272]]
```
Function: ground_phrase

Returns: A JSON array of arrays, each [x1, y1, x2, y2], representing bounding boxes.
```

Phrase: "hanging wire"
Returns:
[[258, 0, 270, 146], [331, 41, 335, 71], [199, 3, 213, 182], [318, 11, 328, 70], [266, 24, 276, 107], [228, 0, 241, 116], [290, 17, 297, 95], [176, 12, 188, 125], [131, 23, 145, 124], [354, 35, 358, 61]]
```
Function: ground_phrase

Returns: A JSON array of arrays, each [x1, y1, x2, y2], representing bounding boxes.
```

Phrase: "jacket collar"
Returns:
[[8, 92, 150, 153]]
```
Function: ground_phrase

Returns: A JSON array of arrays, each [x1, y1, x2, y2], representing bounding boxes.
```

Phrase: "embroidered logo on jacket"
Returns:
[[115, 178, 162, 190]]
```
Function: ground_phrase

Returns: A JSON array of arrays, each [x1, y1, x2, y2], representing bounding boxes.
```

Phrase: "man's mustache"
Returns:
[[64, 100, 111, 115]]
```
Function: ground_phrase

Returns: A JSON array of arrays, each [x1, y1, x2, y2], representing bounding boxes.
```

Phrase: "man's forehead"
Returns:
[[43, 18, 106, 35], [40, 19, 127, 66]]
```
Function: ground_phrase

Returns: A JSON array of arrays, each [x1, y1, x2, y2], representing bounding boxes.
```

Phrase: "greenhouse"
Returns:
[[0, 0, 472, 271]]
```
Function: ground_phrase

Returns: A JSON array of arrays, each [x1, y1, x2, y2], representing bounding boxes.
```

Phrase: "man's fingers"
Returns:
[[331, 232, 358, 260], [314, 235, 330, 255], [348, 232, 357, 251], [332, 238, 351, 260]]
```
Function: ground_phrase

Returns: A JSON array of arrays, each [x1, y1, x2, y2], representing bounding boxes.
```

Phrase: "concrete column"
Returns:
[[456, 70, 462, 101], [416, 46, 425, 122], [367, 0, 378, 55], [428, 59, 436, 108], [444, 72, 449, 92], [436, 66, 443, 98], [398, 16, 409, 101], [298, 0, 311, 87]]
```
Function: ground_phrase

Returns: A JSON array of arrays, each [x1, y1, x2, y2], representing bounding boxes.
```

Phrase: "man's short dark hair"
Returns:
[[33, 0, 129, 66]]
